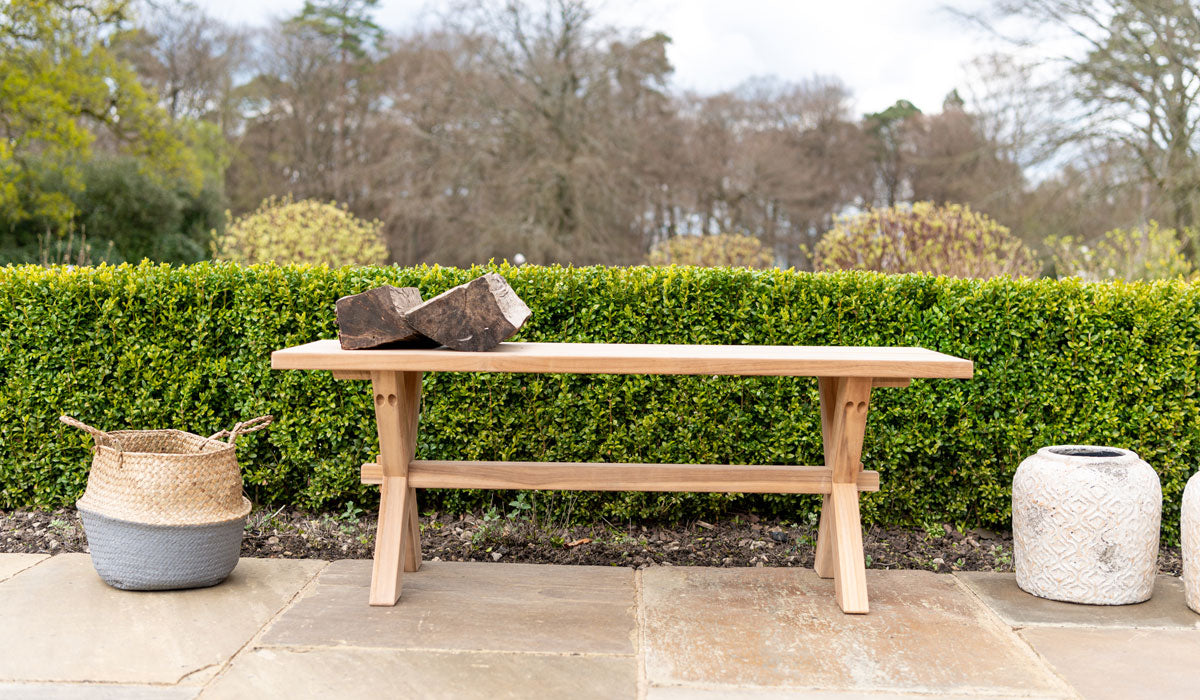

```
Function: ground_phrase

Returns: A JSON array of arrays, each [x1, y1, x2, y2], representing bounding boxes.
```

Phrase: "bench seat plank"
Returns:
[[275, 339, 973, 379]]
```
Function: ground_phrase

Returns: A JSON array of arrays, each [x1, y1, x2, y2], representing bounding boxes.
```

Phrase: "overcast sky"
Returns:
[[194, 0, 1005, 116]]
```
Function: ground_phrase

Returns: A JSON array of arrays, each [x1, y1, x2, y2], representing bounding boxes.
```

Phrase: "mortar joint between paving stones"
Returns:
[[0, 554, 50, 584], [175, 663, 220, 686], [949, 574, 1082, 699], [248, 643, 638, 658], [634, 568, 648, 700], [1, 678, 188, 688], [195, 560, 330, 695], [649, 678, 1074, 698]]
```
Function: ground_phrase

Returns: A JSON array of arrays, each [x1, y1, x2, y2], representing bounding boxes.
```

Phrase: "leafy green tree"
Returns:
[[0, 0, 201, 231], [212, 195, 387, 266], [812, 202, 1039, 278], [646, 234, 775, 268], [288, 0, 382, 58], [0, 156, 223, 264], [73, 157, 221, 263]]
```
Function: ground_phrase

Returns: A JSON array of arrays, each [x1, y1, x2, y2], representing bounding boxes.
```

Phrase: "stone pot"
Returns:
[[1013, 445, 1161, 605], [1183, 471, 1200, 614]]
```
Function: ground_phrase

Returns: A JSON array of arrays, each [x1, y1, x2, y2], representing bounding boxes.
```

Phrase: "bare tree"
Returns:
[[118, 1, 248, 129], [970, 0, 1200, 250], [663, 78, 872, 268], [227, 1, 385, 212], [906, 93, 1027, 224], [964, 53, 1070, 172], [362, 0, 675, 265]]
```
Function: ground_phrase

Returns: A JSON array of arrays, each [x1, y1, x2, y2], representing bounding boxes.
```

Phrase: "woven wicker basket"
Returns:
[[61, 415, 271, 591]]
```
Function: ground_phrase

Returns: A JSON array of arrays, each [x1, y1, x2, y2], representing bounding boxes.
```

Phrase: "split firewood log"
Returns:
[[404, 273, 531, 351], [335, 285, 437, 349]]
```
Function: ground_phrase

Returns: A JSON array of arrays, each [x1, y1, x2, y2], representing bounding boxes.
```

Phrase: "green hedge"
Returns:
[[2, 262, 1198, 541]]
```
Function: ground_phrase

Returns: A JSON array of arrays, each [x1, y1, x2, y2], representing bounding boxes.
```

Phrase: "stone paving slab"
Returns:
[[0, 552, 49, 582], [260, 559, 635, 654], [199, 647, 637, 700], [0, 554, 325, 685], [646, 689, 1017, 699], [640, 567, 1073, 697], [0, 683, 199, 699], [1020, 627, 1200, 700], [10, 556, 1200, 699], [957, 572, 1200, 629]]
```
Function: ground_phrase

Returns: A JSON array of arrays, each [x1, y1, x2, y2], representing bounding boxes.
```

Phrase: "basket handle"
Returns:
[[208, 415, 273, 444], [59, 415, 122, 451]]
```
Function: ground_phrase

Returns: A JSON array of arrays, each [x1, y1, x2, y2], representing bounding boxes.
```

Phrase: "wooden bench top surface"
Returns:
[[272, 339, 973, 378]]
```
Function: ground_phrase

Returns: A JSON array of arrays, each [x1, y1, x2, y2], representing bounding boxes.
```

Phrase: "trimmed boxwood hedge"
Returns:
[[2, 262, 1198, 541]]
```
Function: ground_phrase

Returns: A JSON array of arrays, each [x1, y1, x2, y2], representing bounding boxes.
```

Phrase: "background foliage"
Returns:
[[2, 263, 1197, 542], [8, 0, 1200, 279], [0, 1, 203, 232], [212, 195, 387, 266], [646, 233, 775, 268], [812, 202, 1040, 278], [1049, 222, 1197, 282], [0, 157, 223, 265]]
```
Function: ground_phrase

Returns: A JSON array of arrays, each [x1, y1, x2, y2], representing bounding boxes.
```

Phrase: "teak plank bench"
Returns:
[[272, 340, 973, 614]]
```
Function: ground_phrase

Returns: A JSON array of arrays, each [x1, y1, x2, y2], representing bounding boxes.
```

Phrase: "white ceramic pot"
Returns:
[[1013, 445, 1161, 605], [1183, 471, 1200, 614]]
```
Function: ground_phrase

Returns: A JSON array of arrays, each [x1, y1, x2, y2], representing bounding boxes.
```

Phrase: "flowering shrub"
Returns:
[[647, 233, 775, 268], [813, 202, 1038, 278], [1049, 221, 1195, 281], [213, 195, 387, 266]]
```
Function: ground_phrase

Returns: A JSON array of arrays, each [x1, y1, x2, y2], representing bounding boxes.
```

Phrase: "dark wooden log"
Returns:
[[404, 273, 531, 351], [335, 285, 436, 350]]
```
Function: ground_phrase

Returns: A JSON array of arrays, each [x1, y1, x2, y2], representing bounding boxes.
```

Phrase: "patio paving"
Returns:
[[0, 553, 324, 686], [201, 647, 637, 700], [1018, 627, 1200, 700], [640, 567, 1070, 697], [2, 552, 1197, 698], [0, 552, 47, 582], [258, 559, 636, 654], [957, 572, 1200, 629]]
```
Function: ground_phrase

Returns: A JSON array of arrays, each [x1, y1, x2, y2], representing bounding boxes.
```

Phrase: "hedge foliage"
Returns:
[[2, 263, 1198, 542]]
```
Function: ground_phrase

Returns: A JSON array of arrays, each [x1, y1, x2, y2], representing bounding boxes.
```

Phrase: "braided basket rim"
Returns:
[[77, 427, 251, 526], [99, 429, 236, 456]]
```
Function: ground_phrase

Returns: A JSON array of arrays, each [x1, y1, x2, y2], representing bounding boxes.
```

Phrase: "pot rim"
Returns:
[[1035, 444, 1140, 462]]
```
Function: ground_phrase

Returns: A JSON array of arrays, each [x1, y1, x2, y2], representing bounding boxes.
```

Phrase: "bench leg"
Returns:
[[814, 376, 872, 614], [375, 456, 421, 573], [830, 483, 868, 613], [814, 377, 839, 578], [369, 370, 422, 606], [403, 487, 421, 573], [371, 475, 412, 605], [814, 495, 834, 578]]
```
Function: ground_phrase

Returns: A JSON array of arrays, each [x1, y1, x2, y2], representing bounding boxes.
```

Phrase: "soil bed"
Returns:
[[0, 506, 1183, 576]]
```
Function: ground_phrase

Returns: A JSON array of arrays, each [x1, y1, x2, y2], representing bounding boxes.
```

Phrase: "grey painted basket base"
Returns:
[[78, 507, 244, 591]]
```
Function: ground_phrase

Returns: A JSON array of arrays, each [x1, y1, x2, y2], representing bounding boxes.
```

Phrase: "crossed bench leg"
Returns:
[[814, 376, 873, 614], [364, 370, 879, 613], [369, 370, 423, 606]]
